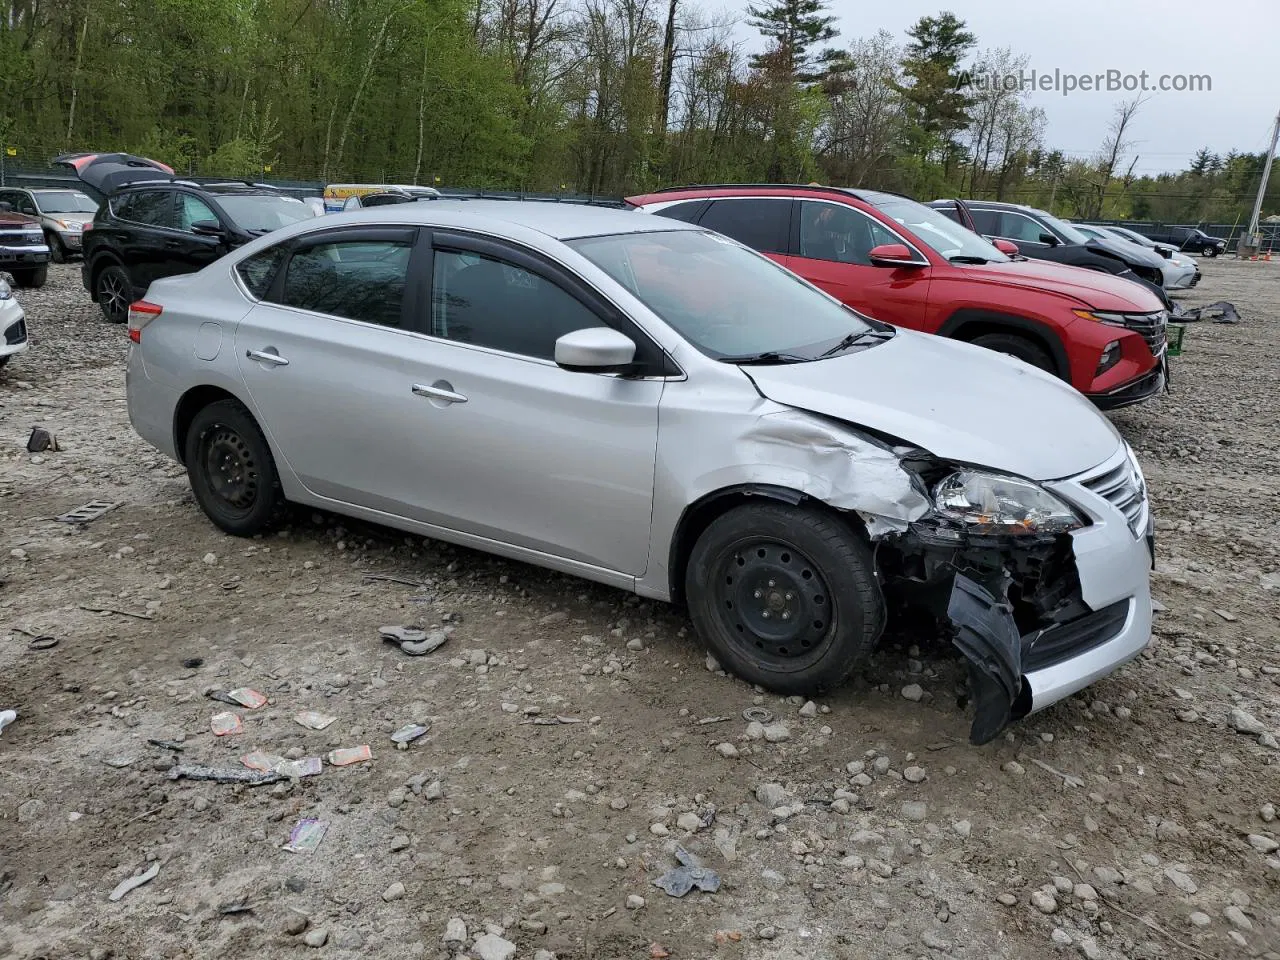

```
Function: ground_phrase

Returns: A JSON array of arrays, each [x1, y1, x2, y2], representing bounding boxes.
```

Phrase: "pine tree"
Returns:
[[747, 0, 839, 83], [897, 12, 976, 164]]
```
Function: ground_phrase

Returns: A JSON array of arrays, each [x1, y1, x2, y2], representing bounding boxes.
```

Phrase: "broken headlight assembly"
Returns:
[[930, 470, 1084, 536]]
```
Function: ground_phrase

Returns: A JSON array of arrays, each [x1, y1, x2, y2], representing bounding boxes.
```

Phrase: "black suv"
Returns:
[[81, 181, 314, 323], [1140, 225, 1226, 257]]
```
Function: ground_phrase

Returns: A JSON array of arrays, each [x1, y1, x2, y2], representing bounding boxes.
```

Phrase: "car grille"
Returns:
[[1074, 447, 1148, 538], [4, 317, 25, 345], [0, 230, 43, 246], [1121, 311, 1166, 357]]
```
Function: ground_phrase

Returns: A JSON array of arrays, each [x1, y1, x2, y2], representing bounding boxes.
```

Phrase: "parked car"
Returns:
[[0, 187, 98, 263], [322, 183, 441, 212], [341, 186, 442, 211], [79, 180, 315, 323], [0, 204, 50, 289], [1139, 225, 1226, 258], [627, 185, 1167, 409], [1097, 224, 1202, 288], [125, 200, 1153, 744], [0, 277, 28, 369], [929, 199, 1171, 304], [1075, 224, 1199, 290]]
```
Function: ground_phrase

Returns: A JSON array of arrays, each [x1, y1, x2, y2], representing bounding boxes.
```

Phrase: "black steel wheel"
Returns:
[[95, 265, 132, 323], [184, 399, 285, 536], [686, 502, 885, 693]]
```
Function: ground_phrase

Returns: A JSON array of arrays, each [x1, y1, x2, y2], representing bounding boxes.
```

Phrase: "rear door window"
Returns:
[[998, 212, 1050, 244], [275, 237, 413, 328], [697, 199, 790, 254], [968, 209, 1000, 235]]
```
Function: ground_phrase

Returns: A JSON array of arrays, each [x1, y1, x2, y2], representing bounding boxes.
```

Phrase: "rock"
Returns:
[[761, 869, 786, 888], [762, 723, 791, 743], [1247, 834, 1279, 854], [1052, 876, 1073, 894], [1262, 803, 1276, 823], [1188, 912, 1211, 927], [903, 766, 927, 783], [745, 721, 765, 740], [952, 820, 972, 839], [920, 930, 951, 951], [846, 760, 865, 775], [334, 929, 364, 950], [1163, 867, 1196, 894], [303, 929, 329, 948], [382, 881, 405, 902], [473, 933, 518, 960], [1224, 905, 1252, 930], [423, 780, 443, 801], [996, 893, 1017, 906], [1031, 890, 1058, 914], [831, 798, 850, 814], [872, 756, 891, 775], [901, 800, 928, 822], [1001, 760, 1025, 775], [1079, 937, 1102, 960], [901, 684, 924, 702], [1114, 706, 1132, 721], [533, 952, 557, 960], [839, 854, 864, 869], [758, 926, 777, 941], [202, 552, 217, 565], [1262, 733, 1279, 750], [609, 797, 629, 811], [867, 859, 893, 878], [851, 773, 872, 787], [625, 894, 645, 910], [625, 638, 644, 651], [798, 700, 818, 718], [1051, 928, 1073, 945], [1073, 883, 1097, 901], [756, 783, 788, 807], [676, 812, 703, 833], [1092, 866, 1122, 885], [649, 823, 669, 837], [1230, 708, 1267, 736], [705, 653, 721, 672], [284, 914, 309, 935], [520, 920, 547, 934], [715, 742, 739, 758], [443, 918, 468, 944], [389, 834, 411, 852], [16, 799, 45, 823]]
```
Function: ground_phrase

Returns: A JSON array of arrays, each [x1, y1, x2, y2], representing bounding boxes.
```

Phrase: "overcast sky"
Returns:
[[728, 0, 1278, 175]]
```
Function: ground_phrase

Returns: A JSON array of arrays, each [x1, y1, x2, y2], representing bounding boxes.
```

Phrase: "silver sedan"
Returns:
[[125, 201, 1153, 743]]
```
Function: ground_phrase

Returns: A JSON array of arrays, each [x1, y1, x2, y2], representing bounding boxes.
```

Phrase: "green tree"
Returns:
[[898, 11, 975, 174]]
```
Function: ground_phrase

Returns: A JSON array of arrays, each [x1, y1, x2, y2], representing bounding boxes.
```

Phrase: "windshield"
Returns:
[[871, 197, 1009, 263], [1037, 210, 1091, 244], [33, 191, 97, 214], [217, 195, 315, 233], [569, 229, 885, 361], [1108, 226, 1155, 247]]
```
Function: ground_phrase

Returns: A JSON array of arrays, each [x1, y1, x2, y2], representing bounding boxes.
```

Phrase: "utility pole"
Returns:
[[1242, 108, 1280, 256]]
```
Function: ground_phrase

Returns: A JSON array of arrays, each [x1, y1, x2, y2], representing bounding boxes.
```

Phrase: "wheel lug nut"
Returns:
[[781, 611, 791, 621], [761, 611, 770, 619], [767, 579, 776, 588], [753, 589, 762, 599], [785, 591, 795, 600]]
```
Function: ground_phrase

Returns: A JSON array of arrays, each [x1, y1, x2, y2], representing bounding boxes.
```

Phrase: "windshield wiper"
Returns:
[[717, 351, 812, 365], [947, 254, 990, 264], [816, 330, 895, 359]]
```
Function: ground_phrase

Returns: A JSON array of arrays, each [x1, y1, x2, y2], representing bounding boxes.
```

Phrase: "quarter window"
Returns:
[[651, 200, 705, 223], [698, 199, 790, 253], [430, 249, 605, 360], [278, 239, 412, 327], [236, 247, 287, 299]]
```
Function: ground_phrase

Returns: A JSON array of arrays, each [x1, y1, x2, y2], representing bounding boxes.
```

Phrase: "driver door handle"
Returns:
[[412, 383, 468, 404], [246, 349, 289, 367]]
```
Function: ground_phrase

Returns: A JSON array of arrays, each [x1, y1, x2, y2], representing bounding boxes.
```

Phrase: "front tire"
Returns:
[[47, 233, 66, 264], [184, 399, 286, 536], [685, 503, 885, 694], [95, 264, 132, 323], [970, 332, 1055, 373], [1202, 245, 1217, 258]]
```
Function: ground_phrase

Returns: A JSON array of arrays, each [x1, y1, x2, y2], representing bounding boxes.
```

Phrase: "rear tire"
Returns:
[[12, 266, 47, 289], [685, 502, 885, 694], [95, 264, 132, 323], [970, 332, 1055, 373], [184, 399, 286, 537]]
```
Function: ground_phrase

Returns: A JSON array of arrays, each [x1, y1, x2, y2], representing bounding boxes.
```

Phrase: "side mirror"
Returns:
[[191, 219, 225, 238], [868, 243, 922, 268], [555, 327, 637, 373], [1038, 232, 1060, 246], [992, 238, 1019, 256]]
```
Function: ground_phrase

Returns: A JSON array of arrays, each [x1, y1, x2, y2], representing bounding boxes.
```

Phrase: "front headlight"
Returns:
[[0, 279, 11, 300], [932, 470, 1084, 535]]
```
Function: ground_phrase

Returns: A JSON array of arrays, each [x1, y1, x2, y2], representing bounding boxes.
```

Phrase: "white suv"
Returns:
[[124, 200, 1153, 744]]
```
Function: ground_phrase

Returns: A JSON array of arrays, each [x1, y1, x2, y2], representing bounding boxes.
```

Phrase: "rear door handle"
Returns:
[[246, 349, 289, 367], [412, 382, 467, 404]]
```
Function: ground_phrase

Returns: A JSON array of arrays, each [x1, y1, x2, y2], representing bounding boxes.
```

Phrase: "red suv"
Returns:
[[626, 185, 1167, 408]]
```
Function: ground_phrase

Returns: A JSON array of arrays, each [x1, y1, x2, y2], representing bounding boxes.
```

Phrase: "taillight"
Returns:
[[128, 300, 163, 343]]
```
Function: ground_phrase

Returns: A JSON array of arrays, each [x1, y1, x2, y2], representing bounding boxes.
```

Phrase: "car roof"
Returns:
[[116, 180, 281, 197], [404, 199, 699, 240]]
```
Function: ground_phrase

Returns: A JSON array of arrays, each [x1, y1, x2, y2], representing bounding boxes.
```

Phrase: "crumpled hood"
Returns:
[[743, 329, 1121, 482], [954, 259, 1164, 311], [1085, 235, 1167, 271]]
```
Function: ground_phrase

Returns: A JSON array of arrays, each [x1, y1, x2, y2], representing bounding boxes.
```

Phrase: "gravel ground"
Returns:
[[0, 261, 1277, 960]]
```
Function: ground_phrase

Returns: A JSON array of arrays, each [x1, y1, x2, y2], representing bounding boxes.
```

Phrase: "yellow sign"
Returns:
[[263, 165, 272, 173], [4, 148, 15, 157]]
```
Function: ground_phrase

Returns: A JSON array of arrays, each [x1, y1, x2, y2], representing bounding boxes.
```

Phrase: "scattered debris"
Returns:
[[107, 862, 159, 902], [78, 604, 152, 621], [741, 707, 774, 724], [380, 624, 450, 656], [26, 426, 59, 453], [519, 715, 582, 725], [277, 757, 323, 778], [218, 901, 253, 916], [327, 745, 372, 766], [1029, 758, 1084, 789], [696, 716, 731, 725], [206, 690, 242, 706], [169, 764, 282, 787], [390, 723, 430, 745], [226, 688, 267, 709], [363, 573, 426, 588], [182, 657, 204, 669], [653, 845, 722, 897], [100, 754, 138, 769], [241, 751, 285, 773], [26, 635, 58, 650], [210, 712, 243, 736], [1213, 609, 1238, 622], [282, 818, 328, 854], [56, 500, 118, 524], [294, 711, 337, 731], [0, 710, 15, 736], [147, 738, 184, 752], [1171, 300, 1240, 324]]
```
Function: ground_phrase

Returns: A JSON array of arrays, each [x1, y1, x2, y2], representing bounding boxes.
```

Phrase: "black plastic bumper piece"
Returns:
[[948, 573, 1023, 746]]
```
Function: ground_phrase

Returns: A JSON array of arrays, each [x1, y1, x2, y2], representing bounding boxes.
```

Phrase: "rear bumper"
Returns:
[[125, 347, 182, 461]]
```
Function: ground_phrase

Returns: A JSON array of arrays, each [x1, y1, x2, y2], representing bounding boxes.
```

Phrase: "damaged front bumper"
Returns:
[[878, 444, 1153, 744]]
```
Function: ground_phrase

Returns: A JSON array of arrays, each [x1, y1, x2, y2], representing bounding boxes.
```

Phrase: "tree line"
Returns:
[[1, 0, 1274, 224]]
